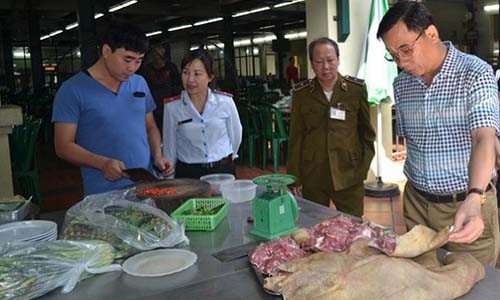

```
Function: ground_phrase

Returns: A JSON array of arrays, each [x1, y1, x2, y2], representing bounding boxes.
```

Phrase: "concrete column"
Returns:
[[28, 11, 45, 96], [0, 105, 22, 198], [259, 44, 267, 77], [222, 15, 238, 96], [77, 0, 98, 69], [305, 0, 370, 76], [1, 22, 15, 93], [274, 32, 286, 81]]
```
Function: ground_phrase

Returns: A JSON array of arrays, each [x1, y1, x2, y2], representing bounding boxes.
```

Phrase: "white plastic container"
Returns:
[[220, 180, 257, 203], [200, 173, 236, 195]]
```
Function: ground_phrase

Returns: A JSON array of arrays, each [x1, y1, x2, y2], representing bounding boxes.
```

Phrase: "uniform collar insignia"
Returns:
[[341, 79, 348, 91], [292, 79, 312, 92]]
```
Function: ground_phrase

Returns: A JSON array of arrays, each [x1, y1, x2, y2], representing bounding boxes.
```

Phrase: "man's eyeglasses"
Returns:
[[384, 30, 424, 62]]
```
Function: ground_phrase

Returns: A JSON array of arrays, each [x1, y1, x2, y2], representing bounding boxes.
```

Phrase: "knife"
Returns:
[[212, 241, 260, 262], [124, 168, 159, 182]]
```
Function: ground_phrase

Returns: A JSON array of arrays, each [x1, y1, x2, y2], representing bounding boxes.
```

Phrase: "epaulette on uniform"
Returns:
[[163, 95, 181, 103], [344, 75, 365, 85], [292, 79, 312, 92], [214, 90, 233, 97]]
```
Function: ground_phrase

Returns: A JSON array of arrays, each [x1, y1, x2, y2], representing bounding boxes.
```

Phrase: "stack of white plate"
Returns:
[[0, 220, 57, 243]]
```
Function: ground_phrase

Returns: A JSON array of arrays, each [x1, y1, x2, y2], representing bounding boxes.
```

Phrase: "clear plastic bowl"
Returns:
[[200, 173, 236, 195], [219, 180, 257, 203]]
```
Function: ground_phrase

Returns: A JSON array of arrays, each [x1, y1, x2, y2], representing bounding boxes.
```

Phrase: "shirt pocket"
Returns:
[[177, 120, 202, 145], [302, 147, 314, 162], [124, 93, 147, 114], [302, 107, 324, 132], [331, 102, 358, 129], [210, 114, 230, 140]]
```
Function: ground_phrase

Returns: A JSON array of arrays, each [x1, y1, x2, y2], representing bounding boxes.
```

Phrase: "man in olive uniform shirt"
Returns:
[[287, 37, 375, 217]]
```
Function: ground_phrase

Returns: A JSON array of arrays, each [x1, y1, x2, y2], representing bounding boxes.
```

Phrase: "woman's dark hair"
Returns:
[[181, 48, 216, 89], [99, 21, 149, 54], [308, 37, 339, 61], [377, 1, 435, 39]]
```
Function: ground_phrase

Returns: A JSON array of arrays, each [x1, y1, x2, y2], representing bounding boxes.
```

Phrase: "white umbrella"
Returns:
[[357, 0, 399, 197]]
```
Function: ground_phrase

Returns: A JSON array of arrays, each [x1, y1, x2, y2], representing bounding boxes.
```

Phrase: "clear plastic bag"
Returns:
[[60, 189, 189, 258], [0, 240, 121, 300]]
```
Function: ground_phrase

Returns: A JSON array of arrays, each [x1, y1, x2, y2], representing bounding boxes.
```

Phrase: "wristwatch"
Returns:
[[467, 188, 486, 206]]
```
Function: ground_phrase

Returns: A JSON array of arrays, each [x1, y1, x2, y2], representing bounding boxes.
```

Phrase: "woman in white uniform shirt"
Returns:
[[163, 49, 242, 179]]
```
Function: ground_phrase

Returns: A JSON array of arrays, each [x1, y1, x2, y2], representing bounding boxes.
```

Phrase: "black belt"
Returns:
[[178, 155, 233, 169], [412, 182, 492, 203]]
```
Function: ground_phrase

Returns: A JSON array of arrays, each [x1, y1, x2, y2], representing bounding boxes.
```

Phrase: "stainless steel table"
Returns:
[[39, 198, 500, 300]]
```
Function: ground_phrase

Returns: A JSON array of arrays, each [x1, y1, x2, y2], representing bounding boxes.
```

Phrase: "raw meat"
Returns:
[[290, 215, 397, 253], [250, 215, 398, 275], [249, 236, 308, 275], [264, 240, 484, 300]]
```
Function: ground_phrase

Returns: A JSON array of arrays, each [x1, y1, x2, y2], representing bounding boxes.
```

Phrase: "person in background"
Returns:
[[163, 49, 242, 179], [141, 45, 181, 134], [378, 1, 499, 265], [287, 37, 376, 218], [52, 21, 174, 196], [286, 56, 299, 85]]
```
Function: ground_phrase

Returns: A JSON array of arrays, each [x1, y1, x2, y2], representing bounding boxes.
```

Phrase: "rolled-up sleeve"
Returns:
[[226, 98, 242, 159]]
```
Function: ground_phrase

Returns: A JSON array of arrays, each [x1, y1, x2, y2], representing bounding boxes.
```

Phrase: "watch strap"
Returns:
[[467, 188, 486, 205]]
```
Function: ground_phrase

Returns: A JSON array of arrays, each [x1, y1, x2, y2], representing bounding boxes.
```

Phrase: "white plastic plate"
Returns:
[[0, 220, 57, 242], [122, 249, 197, 277]]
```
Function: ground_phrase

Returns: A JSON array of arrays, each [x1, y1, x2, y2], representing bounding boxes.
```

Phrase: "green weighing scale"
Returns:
[[250, 174, 299, 239]]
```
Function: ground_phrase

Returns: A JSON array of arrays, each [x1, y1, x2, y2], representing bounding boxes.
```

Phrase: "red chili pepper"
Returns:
[[138, 187, 178, 196]]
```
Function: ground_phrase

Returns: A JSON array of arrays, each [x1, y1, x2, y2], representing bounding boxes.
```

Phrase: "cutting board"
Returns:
[[135, 179, 211, 213]]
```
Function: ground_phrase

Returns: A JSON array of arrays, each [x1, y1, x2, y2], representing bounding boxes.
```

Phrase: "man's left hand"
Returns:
[[448, 194, 484, 243], [154, 158, 175, 177]]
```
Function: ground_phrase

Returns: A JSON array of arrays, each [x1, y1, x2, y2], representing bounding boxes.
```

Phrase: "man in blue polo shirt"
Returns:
[[378, 1, 499, 266], [52, 21, 174, 195]]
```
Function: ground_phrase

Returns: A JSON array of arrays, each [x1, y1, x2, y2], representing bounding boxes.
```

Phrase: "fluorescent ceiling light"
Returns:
[[284, 31, 307, 40], [206, 43, 224, 50], [253, 35, 276, 43], [259, 25, 275, 30], [284, 20, 304, 26], [94, 13, 104, 19], [168, 24, 192, 32], [273, 0, 304, 8], [207, 34, 219, 39], [65, 22, 78, 30], [146, 30, 162, 37], [109, 0, 138, 12], [194, 17, 223, 26], [483, 4, 499, 13], [190, 30, 306, 50], [40, 35, 50, 41], [232, 6, 270, 18], [49, 30, 63, 37]]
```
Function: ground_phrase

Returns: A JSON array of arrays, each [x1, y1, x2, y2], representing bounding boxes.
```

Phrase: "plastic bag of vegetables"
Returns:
[[60, 190, 188, 258], [0, 240, 121, 300]]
